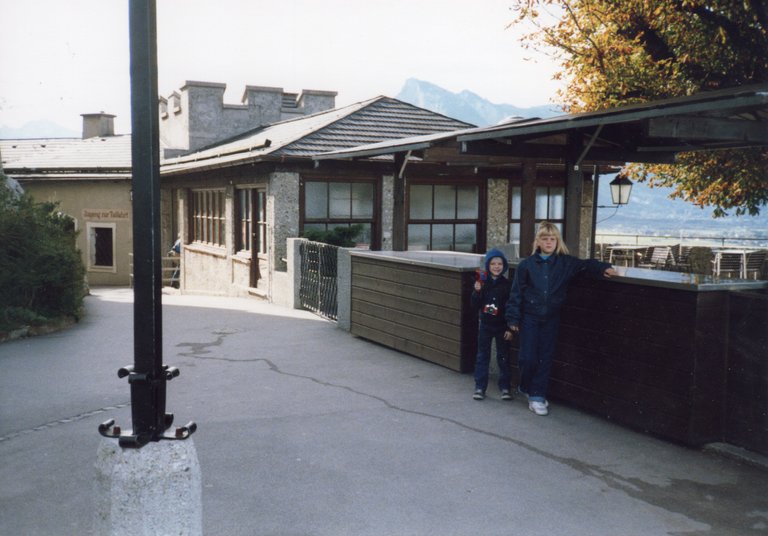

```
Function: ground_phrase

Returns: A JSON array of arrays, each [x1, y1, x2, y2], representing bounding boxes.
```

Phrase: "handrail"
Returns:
[[596, 232, 768, 249], [128, 254, 179, 287]]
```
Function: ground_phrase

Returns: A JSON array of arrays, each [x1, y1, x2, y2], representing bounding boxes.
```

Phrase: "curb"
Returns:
[[703, 442, 768, 472], [0, 316, 78, 343]]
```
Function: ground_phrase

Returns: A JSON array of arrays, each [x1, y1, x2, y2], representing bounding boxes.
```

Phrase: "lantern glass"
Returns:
[[609, 175, 633, 205]]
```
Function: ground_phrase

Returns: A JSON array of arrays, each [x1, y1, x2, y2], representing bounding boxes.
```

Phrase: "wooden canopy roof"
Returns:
[[315, 84, 768, 167]]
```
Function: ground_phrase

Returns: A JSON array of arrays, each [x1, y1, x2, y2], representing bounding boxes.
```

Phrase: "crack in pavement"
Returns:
[[0, 402, 131, 443]]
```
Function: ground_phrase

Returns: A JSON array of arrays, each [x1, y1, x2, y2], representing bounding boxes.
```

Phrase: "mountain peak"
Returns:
[[395, 79, 559, 126]]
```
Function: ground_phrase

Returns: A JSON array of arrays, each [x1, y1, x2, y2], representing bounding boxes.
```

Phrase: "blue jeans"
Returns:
[[474, 324, 511, 393], [517, 314, 561, 402]]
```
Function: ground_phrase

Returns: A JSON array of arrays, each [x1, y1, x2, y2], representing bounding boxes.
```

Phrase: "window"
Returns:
[[86, 222, 116, 272], [302, 180, 375, 247], [407, 183, 480, 252], [508, 185, 522, 246], [236, 189, 267, 255], [190, 189, 225, 246], [535, 186, 565, 234]]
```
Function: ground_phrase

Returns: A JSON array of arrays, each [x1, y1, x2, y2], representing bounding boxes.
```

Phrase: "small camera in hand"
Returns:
[[482, 303, 499, 315]]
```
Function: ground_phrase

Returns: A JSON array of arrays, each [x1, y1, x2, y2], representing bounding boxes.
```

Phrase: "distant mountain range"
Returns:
[[396, 78, 560, 126], [0, 120, 78, 139]]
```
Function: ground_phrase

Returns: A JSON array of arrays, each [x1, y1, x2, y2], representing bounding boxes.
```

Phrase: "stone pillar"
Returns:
[[486, 178, 509, 250], [94, 439, 202, 536], [381, 174, 395, 251], [336, 247, 352, 331]]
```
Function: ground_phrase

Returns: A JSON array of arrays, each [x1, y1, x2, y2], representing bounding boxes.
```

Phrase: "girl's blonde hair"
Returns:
[[532, 221, 569, 255]]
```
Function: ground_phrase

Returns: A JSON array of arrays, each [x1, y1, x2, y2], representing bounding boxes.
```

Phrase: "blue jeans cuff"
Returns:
[[528, 395, 546, 403]]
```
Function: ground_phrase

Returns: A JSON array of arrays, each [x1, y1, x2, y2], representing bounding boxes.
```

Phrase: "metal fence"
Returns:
[[299, 241, 338, 321]]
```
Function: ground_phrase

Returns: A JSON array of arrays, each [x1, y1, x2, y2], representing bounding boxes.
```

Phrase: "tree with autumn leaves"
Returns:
[[510, 1, 768, 216]]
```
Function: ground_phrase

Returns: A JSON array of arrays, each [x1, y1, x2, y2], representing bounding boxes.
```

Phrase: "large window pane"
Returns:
[[410, 185, 432, 219], [535, 187, 549, 219], [432, 224, 453, 250], [354, 223, 372, 247], [303, 222, 326, 233], [351, 183, 373, 218], [455, 224, 476, 252], [510, 186, 522, 219], [305, 182, 327, 219], [509, 223, 521, 244], [329, 182, 351, 218], [434, 185, 455, 219], [549, 187, 565, 219], [407, 224, 430, 250], [456, 186, 478, 218]]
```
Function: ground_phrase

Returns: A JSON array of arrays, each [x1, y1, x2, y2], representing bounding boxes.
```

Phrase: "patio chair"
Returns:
[[712, 251, 744, 279], [745, 250, 767, 280], [637, 246, 672, 269], [669, 245, 692, 272]]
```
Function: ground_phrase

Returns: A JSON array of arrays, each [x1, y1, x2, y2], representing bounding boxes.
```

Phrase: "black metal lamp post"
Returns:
[[99, 0, 195, 448]]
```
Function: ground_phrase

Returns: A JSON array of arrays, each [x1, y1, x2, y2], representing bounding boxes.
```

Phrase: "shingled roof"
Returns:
[[161, 96, 474, 174], [0, 135, 132, 179]]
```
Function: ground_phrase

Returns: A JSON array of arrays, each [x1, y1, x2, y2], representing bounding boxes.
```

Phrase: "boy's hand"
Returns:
[[503, 329, 513, 341], [474, 281, 482, 292]]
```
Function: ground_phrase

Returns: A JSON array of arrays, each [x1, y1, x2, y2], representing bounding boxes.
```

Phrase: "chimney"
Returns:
[[81, 112, 116, 139]]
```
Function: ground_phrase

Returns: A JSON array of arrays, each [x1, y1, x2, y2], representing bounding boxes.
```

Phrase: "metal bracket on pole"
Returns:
[[99, 364, 196, 447]]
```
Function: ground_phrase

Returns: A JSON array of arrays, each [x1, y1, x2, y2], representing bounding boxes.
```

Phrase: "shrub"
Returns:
[[300, 224, 364, 247], [0, 176, 85, 330]]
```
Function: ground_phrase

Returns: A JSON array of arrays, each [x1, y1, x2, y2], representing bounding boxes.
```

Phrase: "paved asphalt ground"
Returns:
[[1, 287, 767, 536]]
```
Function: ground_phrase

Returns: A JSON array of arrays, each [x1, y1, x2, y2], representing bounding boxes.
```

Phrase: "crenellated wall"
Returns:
[[159, 81, 337, 156]]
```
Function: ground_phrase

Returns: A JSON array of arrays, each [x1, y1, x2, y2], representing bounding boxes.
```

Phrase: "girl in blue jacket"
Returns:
[[506, 222, 616, 415], [471, 248, 514, 401]]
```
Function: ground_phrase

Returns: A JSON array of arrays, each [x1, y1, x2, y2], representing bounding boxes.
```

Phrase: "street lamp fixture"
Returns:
[[609, 174, 633, 205]]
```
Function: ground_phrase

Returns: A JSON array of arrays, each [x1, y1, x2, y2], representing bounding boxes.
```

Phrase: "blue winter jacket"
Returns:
[[471, 248, 511, 329], [505, 253, 610, 326]]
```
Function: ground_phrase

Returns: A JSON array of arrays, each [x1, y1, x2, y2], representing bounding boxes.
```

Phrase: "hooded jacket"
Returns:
[[470, 248, 511, 329]]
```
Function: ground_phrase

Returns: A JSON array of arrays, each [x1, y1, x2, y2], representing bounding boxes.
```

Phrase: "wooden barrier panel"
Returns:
[[726, 291, 768, 455], [350, 255, 478, 372]]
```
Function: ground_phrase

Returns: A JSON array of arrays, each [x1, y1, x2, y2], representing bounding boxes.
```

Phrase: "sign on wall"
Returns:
[[83, 209, 130, 221]]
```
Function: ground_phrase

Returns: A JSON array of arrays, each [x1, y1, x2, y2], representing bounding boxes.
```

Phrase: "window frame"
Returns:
[[300, 177, 379, 249], [86, 221, 117, 273], [235, 188, 267, 256], [405, 179, 484, 253], [189, 188, 226, 247]]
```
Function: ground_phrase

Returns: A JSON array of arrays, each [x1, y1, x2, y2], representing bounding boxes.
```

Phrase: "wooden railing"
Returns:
[[595, 232, 768, 249], [128, 254, 179, 288]]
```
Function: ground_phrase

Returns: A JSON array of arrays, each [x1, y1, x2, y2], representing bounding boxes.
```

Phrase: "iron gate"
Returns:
[[299, 241, 338, 320]]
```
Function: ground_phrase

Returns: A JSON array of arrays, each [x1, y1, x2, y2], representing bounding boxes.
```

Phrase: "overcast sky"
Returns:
[[0, 0, 563, 134]]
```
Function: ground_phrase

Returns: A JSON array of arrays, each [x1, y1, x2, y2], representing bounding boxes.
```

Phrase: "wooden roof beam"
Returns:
[[647, 116, 768, 145]]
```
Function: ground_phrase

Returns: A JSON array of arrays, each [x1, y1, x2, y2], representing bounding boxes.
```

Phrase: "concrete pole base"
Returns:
[[94, 437, 202, 536]]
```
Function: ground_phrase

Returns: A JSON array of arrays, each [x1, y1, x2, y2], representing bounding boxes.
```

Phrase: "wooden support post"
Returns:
[[519, 159, 537, 255], [565, 132, 583, 254]]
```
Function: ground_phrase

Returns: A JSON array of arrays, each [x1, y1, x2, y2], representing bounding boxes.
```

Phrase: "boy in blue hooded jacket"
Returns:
[[471, 248, 514, 401]]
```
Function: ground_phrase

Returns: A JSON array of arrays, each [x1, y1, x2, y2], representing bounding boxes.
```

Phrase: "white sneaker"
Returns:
[[529, 400, 549, 416]]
